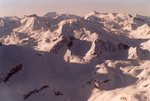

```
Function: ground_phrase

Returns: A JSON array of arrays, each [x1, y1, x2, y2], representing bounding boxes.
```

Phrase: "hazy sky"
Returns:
[[0, 0, 150, 17]]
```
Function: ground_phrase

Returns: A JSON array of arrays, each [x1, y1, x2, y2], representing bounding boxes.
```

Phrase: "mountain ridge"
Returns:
[[0, 11, 150, 101]]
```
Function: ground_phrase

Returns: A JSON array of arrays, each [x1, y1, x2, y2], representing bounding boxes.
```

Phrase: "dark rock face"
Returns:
[[2, 64, 22, 83], [118, 43, 129, 50], [0, 42, 2, 46]]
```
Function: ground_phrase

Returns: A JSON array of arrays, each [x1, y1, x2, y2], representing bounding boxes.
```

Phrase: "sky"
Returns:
[[0, 0, 150, 17]]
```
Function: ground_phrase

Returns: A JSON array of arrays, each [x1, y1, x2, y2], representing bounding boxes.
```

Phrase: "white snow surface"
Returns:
[[0, 12, 150, 101]]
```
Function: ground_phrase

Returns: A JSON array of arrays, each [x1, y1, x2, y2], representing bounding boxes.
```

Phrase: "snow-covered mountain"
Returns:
[[0, 12, 150, 101]]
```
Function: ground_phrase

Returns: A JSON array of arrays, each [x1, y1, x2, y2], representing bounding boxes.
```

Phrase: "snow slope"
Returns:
[[0, 12, 150, 101]]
